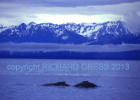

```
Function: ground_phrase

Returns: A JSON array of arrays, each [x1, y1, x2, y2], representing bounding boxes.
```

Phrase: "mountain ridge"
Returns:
[[0, 21, 140, 44]]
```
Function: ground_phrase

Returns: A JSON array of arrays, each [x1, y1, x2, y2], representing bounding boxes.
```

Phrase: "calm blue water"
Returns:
[[0, 59, 140, 100]]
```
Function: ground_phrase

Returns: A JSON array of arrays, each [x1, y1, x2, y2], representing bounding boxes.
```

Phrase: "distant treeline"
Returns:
[[0, 50, 140, 60]]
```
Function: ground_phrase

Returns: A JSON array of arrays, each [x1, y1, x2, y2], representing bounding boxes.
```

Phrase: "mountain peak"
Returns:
[[28, 22, 36, 26], [104, 21, 123, 26]]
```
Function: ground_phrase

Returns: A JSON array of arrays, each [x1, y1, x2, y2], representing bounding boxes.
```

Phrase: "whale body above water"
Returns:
[[41, 81, 70, 87], [41, 81, 97, 88], [74, 81, 97, 88]]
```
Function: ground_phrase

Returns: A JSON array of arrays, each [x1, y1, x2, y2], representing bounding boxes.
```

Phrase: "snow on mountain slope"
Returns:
[[0, 21, 139, 44]]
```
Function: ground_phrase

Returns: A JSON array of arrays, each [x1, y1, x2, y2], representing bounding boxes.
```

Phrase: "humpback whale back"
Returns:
[[41, 81, 70, 87], [74, 81, 97, 88]]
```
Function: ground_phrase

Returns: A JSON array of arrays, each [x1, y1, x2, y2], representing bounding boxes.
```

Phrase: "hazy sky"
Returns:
[[0, 0, 140, 32]]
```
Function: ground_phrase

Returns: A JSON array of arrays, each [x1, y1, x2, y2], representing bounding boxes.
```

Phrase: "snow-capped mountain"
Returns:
[[0, 21, 140, 44]]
